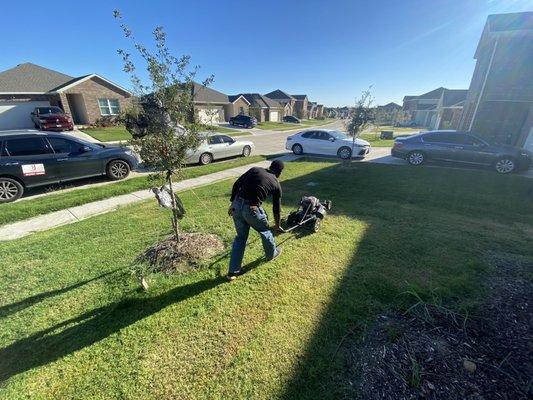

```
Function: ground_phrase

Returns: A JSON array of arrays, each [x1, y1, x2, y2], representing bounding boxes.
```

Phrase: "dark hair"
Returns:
[[269, 160, 285, 176]]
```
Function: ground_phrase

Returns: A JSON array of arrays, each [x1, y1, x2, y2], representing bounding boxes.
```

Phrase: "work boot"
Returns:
[[227, 269, 245, 281]]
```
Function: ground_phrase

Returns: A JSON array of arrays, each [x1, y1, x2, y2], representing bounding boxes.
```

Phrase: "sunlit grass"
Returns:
[[0, 160, 531, 398]]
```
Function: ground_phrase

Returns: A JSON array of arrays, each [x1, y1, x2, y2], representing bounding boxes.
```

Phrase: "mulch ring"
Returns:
[[340, 256, 532, 400], [137, 233, 224, 274]]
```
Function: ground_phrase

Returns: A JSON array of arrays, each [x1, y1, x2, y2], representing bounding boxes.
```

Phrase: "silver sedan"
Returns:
[[186, 133, 255, 165]]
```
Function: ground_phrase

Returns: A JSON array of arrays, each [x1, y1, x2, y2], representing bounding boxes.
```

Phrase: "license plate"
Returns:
[[56, 124, 62, 128]]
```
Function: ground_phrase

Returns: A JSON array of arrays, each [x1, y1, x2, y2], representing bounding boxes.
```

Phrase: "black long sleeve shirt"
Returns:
[[230, 167, 282, 215]]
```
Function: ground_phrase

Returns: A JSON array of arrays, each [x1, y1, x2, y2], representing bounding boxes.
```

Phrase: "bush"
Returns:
[[92, 115, 124, 128]]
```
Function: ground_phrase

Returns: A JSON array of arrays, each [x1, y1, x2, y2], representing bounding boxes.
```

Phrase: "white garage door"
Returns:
[[270, 111, 279, 122], [197, 108, 220, 125], [0, 100, 50, 130]]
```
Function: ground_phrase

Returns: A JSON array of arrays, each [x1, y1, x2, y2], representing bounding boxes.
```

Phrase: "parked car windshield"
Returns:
[[37, 107, 64, 114], [329, 130, 348, 140]]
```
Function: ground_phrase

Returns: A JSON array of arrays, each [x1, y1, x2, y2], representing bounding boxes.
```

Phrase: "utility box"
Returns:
[[380, 131, 393, 140]]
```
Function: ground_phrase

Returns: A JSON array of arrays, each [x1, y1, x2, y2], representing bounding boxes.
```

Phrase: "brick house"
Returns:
[[292, 94, 309, 119], [235, 93, 283, 122], [264, 90, 296, 117], [459, 12, 533, 149], [0, 63, 132, 129]]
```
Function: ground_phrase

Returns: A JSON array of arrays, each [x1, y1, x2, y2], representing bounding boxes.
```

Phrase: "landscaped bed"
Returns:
[[0, 155, 266, 227], [0, 160, 531, 399]]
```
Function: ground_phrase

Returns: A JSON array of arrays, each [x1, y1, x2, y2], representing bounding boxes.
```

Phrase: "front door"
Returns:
[[1, 137, 61, 187], [207, 135, 228, 160], [46, 137, 103, 181]]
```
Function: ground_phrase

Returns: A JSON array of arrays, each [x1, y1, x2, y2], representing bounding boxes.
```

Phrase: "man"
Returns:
[[227, 160, 285, 280]]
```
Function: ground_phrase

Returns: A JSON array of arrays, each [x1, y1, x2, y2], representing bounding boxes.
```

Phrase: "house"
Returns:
[[459, 12, 533, 149], [292, 95, 309, 119], [376, 102, 402, 125], [192, 83, 230, 124], [402, 87, 446, 128], [227, 95, 251, 119], [316, 104, 324, 118], [435, 89, 467, 130], [236, 93, 283, 122], [0, 63, 132, 129], [307, 102, 318, 119], [264, 90, 296, 117]]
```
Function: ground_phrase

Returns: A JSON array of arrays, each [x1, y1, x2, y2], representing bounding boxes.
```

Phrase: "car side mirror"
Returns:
[[80, 145, 92, 153], [329, 137, 335, 142]]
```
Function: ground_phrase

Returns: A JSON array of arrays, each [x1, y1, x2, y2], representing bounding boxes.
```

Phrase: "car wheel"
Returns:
[[106, 160, 130, 181], [242, 145, 251, 157], [407, 151, 425, 166], [338, 146, 352, 160], [494, 157, 516, 174], [199, 152, 213, 165], [0, 178, 24, 203], [292, 144, 303, 155]]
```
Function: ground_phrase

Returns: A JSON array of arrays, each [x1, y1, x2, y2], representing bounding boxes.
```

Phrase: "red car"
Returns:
[[31, 106, 74, 131]]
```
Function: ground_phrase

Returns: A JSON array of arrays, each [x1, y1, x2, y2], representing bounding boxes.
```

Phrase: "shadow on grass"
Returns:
[[0, 270, 119, 319], [274, 161, 532, 399], [0, 275, 226, 382]]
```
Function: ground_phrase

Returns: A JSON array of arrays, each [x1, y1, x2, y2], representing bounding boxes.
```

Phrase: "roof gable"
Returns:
[[292, 94, 308, 100], [0, 63, 73, 93], [238, 93, 281, 109], [264, 89, 294, 100]]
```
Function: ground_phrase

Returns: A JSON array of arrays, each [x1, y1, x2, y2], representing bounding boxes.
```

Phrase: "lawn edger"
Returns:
[[284, 196, 332, 233]]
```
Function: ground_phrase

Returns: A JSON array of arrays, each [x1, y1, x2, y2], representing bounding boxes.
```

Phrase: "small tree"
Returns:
[[114, 10, 213, 242], [345, 88, 376, 158]]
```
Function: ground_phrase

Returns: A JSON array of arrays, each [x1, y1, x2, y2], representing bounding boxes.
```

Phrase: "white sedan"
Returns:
[[285, 129, 371, 159], [186, 133, 254, 165]]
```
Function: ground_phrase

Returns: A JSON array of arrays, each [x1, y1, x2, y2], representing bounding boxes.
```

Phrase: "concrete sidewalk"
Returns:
[[0, 155, 297, 241]]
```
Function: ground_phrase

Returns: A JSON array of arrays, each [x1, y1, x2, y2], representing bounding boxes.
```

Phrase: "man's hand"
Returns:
[[275, 225, 286, 234], [228, 205, 234, 217]]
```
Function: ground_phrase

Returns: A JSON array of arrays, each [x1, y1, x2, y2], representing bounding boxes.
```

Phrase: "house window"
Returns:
[[98, 99, 120, 115]]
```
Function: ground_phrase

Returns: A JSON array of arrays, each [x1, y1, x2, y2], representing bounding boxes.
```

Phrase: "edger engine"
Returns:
[[285, 196, 332, 233]]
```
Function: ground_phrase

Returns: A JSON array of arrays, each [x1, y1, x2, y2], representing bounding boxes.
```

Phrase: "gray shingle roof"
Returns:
[[292, 94, 308, 100], [238, 93, 282, 109], [192, 82, 229, 104], [0, 63, 74, 93], [264, 89, 294, 100]]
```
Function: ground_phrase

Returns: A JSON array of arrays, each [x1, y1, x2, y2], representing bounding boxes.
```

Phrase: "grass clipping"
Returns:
[[136, 233, 224, 277]]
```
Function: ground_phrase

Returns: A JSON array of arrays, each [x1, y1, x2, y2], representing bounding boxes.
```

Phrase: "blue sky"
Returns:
[[1, 0, 531, 106]]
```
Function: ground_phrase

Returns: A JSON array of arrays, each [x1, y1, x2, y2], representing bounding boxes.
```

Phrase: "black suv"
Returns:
[[229, 115, 257, 128], [283, 115, 300, 123], [0, 131, 139, 203], [391, 130, 531, 174]]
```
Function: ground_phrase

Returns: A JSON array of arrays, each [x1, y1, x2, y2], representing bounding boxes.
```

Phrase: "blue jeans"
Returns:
[[228, 198, 277, 273]]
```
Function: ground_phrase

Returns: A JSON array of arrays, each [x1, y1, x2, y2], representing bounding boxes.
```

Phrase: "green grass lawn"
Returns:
[[257, 118, 334, 131], [361, 125, 423, 147], [82, 127, 133, 142], [0, 156, 265, 227], [1, 160, 531, 398], [200, 124, 248, 135]]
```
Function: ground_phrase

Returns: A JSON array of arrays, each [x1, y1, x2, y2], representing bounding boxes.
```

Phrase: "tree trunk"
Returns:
[[166, 170, 180, 242]]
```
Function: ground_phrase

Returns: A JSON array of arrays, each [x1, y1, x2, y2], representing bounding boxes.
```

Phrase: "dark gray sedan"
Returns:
[[0, 130, 139, 202], [391, 130, 531, 174]]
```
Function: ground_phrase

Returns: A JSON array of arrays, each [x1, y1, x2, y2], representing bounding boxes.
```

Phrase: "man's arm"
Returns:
[[230, 173, 245, 202], [272, 188, 283, 231]]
